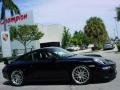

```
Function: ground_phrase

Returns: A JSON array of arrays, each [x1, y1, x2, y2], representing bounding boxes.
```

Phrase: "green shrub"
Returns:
[[92, 44, 102, 51], [96, 44, 102, 50], [117, 43, 120, 52]]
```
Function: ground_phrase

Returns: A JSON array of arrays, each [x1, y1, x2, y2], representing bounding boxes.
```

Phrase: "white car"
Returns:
[[66, 46, 80, 51]]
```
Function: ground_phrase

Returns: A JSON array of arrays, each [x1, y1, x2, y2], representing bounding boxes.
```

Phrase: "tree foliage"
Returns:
[[70, 30, 90, 46], [10, 25, 44, 53], [0, 0, 20, 20], [84, 17, 108, 45], [62, 27, 71, 48]]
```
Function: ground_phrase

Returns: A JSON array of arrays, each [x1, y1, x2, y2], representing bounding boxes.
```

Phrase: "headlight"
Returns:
[[94, 58, 105, 64], [102, 66, 111, 70]]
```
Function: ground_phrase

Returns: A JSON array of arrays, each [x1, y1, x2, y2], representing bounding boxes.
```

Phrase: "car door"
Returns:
[[29, 50, 57, 81], [39, 50, 70, 81], [27, 50, 70, 81]]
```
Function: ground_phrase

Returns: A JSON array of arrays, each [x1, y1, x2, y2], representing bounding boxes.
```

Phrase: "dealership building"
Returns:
[[0, 11, 64, 57]]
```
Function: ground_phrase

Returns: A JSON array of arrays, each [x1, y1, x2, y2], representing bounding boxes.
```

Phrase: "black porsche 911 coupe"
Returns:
[[2, 47, 117, 86]]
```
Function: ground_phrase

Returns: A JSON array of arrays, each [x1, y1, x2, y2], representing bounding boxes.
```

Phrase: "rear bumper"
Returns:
[[2, 66, 10, 80], [2, 72, 9, 80]]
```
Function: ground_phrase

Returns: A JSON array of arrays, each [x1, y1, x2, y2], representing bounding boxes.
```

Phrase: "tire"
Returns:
[[71, 65, 90, 85], [10, 70, 24, 86]]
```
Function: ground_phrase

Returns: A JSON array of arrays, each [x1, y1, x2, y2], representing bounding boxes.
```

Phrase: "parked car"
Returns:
[[2, 47, 117, 86], [103, 43, 115, 50], [80, 44, 88, 50], [66, 46, 80, 51]]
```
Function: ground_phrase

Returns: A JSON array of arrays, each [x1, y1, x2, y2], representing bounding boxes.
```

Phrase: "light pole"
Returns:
[[114, 17, 119, 39]]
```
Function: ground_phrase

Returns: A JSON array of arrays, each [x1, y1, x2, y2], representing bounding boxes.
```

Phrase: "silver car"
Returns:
[[103, 43, 115, 50]]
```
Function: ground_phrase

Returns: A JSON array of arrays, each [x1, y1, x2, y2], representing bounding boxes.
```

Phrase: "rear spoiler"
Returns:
[[3, 57, 16, 65], [3, 58, 12, 65], [3, 58, 9, 65]]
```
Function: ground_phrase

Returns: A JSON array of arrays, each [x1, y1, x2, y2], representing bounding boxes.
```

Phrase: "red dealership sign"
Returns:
[[0, 13, 27, 24]]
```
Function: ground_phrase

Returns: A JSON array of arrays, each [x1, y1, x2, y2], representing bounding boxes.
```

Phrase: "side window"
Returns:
[[32, 51, 54, 61], [41, 52, 54, 60], [32, 52, 42, 61], [46, 52, 54, 59]]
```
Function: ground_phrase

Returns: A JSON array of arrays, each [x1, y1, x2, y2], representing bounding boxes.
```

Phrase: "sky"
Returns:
[[1, 0, 120, 38]]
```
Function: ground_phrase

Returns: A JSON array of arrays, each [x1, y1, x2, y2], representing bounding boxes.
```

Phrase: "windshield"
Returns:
[[50, 48, 76, 57]]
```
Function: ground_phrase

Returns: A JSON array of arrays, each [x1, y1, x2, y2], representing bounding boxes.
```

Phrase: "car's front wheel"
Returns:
[[10, 70, 24, 86], [72, 65, 90, 85]]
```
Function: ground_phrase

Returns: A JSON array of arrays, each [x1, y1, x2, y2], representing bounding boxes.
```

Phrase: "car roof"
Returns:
[[38, 46, 60, 51], [42, 46, 60, 49], [30, 47, 60, 53], [19, 47, 60, 57]]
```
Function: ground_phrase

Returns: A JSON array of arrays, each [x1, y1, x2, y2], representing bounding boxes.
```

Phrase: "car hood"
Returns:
[[64, 54, 94, 61], [64, 54, 115, 65]]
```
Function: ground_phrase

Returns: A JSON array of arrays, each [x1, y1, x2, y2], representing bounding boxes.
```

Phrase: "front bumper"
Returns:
[[92, 64, 117, 81]]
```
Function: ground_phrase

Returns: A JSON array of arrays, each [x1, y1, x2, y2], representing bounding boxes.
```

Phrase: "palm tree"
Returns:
[[0, 0, 20, 31], [0, 0, 20, 19], [116, 6, 120, 21]]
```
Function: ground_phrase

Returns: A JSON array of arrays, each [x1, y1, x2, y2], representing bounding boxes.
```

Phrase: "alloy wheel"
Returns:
[[72, 65, 90, 84], [11, 70, 23, 86]]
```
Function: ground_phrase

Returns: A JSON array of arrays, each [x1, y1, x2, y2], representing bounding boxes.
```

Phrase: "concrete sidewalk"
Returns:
[[0, 63, 4, 67]]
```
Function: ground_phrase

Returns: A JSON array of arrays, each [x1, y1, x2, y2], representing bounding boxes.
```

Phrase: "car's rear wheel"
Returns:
[[72, 65, 90, 85], [10, 70, 24, 86]]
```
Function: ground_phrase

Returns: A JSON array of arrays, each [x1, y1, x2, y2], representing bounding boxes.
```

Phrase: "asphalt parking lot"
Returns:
[[0, 49, 120, 90]]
